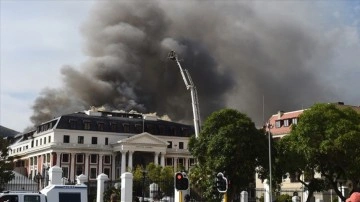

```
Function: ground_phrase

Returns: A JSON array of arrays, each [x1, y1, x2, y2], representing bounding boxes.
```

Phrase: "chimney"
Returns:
[[277, 111, 284, 119]]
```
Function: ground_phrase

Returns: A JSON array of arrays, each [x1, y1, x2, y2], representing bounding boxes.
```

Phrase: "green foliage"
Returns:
[[275, 194, 291, 202], [188, 108, 268, 201], [0, 138, 14, 190], [132, 163, 174, 197], [278, 103, 360, 201], [103, 186, 120, 202]]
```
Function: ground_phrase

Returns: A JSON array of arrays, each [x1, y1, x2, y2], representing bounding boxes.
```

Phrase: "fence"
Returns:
[[254, 188, 341, 202], [1, 171, 39, 192]]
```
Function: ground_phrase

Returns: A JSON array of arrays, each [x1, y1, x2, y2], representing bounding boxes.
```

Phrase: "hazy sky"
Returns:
[[1, 0, 359, 132]]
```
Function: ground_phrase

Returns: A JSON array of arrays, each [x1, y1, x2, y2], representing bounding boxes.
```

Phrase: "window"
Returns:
[[62, 166, 69, 178], [76, 165, 84, 176], [90, 154, 98, 164], [292, 118, 298, 125], [40, 138, 42, 145], [90, 167, 97, 179], [98, 122, 105, 131], [275, 120, 281, 128], [1, 195, 18, 202], [189, 158, 196, 166], [44, 137, 46, 144], [179, 142, 184, 149], [34, 156, 37, 165], [92, 137, 98, 144], [62, 154, 69, 163], [167, 141, 172, 148], [135, 124, 142, 133], [284, 119, 289, 127], [123, 124, 129, 133], [178, 158, 184, 167], [63, 135, 70, 143], [76, 154, 84, 163], [110, 123, 117, 132], [104, 155, 111, 164], [182, 128, 189, 136], [105, 138, 109, 145], [36, 140, 38, 146], [104, 167, 111, 178], [47, 153, 50, 163], [78, 136, 84, 144], [24, 195, 41, 202], [84, 122, 91, 130], [158, 125, 165, 135], [31, 140, 34, 147], [69, 120, 77, 129], [48, 136, 51, 143], [166, 158, 173, 166]]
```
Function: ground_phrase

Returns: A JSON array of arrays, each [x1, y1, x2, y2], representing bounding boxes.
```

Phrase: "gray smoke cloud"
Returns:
[[31, 1, 339, 127]]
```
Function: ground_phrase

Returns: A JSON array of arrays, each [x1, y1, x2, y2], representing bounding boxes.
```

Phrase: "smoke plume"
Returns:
[[31, 1, 338, 127]]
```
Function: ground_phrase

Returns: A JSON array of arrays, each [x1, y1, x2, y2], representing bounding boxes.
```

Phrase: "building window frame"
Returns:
[[63, 135, 70, 143], [62, 153, 69, 163], [92, 137, 98, 145], [78, 136, 84, 144]]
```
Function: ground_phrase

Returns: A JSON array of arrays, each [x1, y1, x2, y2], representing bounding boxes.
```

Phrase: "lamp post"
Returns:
[[142, 170, 148, 202], [266, 123, 273, 202], [35, 172, 43, 191]]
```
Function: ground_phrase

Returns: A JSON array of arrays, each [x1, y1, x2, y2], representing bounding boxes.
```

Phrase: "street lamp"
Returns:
[[266, 123, 273, 202]]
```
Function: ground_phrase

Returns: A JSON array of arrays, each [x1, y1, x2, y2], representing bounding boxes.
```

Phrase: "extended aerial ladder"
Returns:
[[168, 51, 201, 138]]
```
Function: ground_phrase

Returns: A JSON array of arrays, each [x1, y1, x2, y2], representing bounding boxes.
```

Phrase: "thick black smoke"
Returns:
[[31, 1, 336, 127]]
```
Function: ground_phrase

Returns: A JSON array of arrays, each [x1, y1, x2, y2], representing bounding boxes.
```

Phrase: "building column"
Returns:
[[111, 154, 116, 180], [128, 151, 133, 172], [70, 153, 75, 182], [185, 157, 189, 171], [99, 154, 103, 174], [173, 157, 178, 170], [56, 152, 61, 167], [85, 153, 89, 177], [121, 151, 127, 174], [160, 153, 165, 167], [154, 152, 159, 165]]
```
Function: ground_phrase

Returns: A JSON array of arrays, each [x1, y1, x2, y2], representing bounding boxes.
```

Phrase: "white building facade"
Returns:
[[8, 109, 196, 183]]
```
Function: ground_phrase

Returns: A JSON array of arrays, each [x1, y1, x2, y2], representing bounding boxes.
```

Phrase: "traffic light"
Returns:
[[175, 172, 189, 190], [215, 172, 228, 193]]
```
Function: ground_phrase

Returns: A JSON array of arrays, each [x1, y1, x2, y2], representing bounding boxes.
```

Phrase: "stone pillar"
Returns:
[[128, 151, 133, 171], [99, 154, 103, 174], [49, 166, 63, 185], [77, 174, 88, 185], [70, 153, 75, 182], [121, 151, 127, 174], [96, 173, 109, 202], [121, 172, 133, 202], [240, 191, 248, 202], [263, 179, 270, 202], [56, 152, 61, 167], [161, 153, 165, 167], [154, 152, 159, 165], [85, 153, 89, 177]]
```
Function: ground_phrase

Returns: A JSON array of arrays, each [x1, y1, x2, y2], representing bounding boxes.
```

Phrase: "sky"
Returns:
[[1, 0, 360, 133]]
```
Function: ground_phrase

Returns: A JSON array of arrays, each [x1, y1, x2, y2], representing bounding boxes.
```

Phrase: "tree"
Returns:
[[276, 134, 326, 202], [133, 163, 174, 199], [188, 108, 268, 201], [0, 138, 14, 190], [283, 103, 360, 201]]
